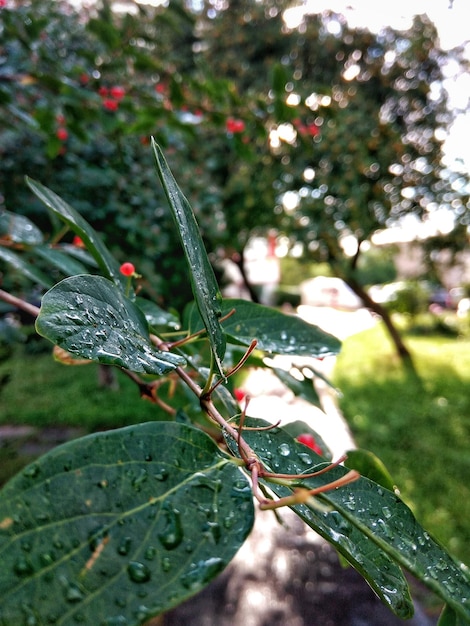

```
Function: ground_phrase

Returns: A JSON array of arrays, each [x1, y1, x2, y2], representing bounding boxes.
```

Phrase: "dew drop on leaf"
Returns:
[[158, 506, 183, 550], [127, 561, 151, 584], [117, 537, 132, 556], [14, 555, 34, 577], [180, 557, 225, 590], [277, 443, 291, 457], [144, 546, 157, 561], [23, 464, 40, 479]]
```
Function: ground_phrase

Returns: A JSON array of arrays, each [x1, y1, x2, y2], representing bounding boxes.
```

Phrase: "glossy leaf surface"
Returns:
[[33, 245, 89, 277], [0, 247, 52, 289], [0, 422, 254, 626], [224, 419, 470, 621], [189, 298, 341, 358], [0, 210, 43, 245], [152, 141, 226, 376], [25, 178, 126, 290], [36, 274, 185, 375]]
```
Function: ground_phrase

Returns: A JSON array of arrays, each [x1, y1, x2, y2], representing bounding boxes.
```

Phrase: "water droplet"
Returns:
[[161, 556, 171, 572], [144, 546, 157, 561], [158, 505, 183, 550], [277, 443, 291, 457], [297, 452, 313, 466], [202, 521, 221, 544], [117, 537, 132, 556], [180, 558, 224, 590], [65, 583, 84, 603], [103, 616, 128, 626], [131, 469, 148, 491], [154, 468, 168, 481], [381, 506, 392, 519], [23, 464, 40, 478], [127, 561, 151, 584], [14, 556, 34, 577]]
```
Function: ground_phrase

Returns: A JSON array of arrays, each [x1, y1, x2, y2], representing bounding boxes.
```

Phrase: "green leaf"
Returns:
[[135, 297, 181, 332], [223, 419, 413, 619], [35, 275, 185, 375], [0, 422, 255, 625], [0, 210, 43, 245], [151, 140, 226, 376], [344, 449, 396, 492], [190, 298, 342, 358], [270, 366, 322, 409], [33, 245, 89, 277], [438, 604, 468, 626], [0, 247, 52, 288], [225, 419, 470, 621], [25, 178, 126, 290]]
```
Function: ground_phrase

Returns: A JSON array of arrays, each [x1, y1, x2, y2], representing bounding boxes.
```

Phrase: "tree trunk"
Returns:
[[342, 276, 420, 380], [231, 250, 260, 303]]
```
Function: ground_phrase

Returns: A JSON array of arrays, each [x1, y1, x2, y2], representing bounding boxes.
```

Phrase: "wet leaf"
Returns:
[[189, 298, 341, 358], [152, 141, 226, 376], [0, 247, 52, 288], [224, 419, 470, 621], [0, 210, 43, 245], [25, 178, 127, 291], [36, 274, 185, 375], [33, 245, 89, 277], [0, 422, 254, 626], [136, 297, 181, 332]]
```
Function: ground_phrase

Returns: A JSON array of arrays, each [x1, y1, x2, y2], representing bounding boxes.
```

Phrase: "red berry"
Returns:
[[72, 236, 85, 248], [56, 127, 68, 141], [234, 388, 246, 403], [297, 433, 323, 455], [110, 85, 125, 100], [102, 98, 119, 111], [98, 86, 109, 97], [120, 262, 135, 277], [226, 117, 245, 134]]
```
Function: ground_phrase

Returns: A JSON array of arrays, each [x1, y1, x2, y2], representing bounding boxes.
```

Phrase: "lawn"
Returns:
[[333, 321, 470, 569]]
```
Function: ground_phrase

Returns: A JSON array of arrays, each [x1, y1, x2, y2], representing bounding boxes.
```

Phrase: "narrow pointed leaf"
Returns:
[[0, 247, 52, 288], [33, 245, 89, 277], [36, 275, 185, 375], [224, 419, 470, 621], [0, 422, 255, 625], [25, 178, 126, 290], [152, 140, 225, 376]]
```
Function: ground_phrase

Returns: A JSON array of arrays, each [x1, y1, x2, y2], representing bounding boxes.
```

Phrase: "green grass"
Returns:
[[333, 322, 470, 568], [0, 343, 170, 431]]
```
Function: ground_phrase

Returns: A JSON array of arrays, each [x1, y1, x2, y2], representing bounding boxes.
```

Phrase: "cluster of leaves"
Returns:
[[2, 0, 469, 310], [0, 144, 469, 625]]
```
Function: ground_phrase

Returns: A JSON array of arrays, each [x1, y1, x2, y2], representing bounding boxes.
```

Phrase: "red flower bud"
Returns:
[[120, 262, 135, 277]]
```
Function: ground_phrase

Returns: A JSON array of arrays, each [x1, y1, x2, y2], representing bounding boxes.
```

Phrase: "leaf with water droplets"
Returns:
[[25, 178, 126, 290], [188, 298, 342, 358], [152, 141, 226, 376], [0, 422, 254, 625], [36, 274, 185, 375], [225, 418, 470, 622]]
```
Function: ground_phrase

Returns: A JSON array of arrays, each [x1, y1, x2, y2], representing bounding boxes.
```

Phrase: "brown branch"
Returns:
[[0, 289, 41, 318]]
